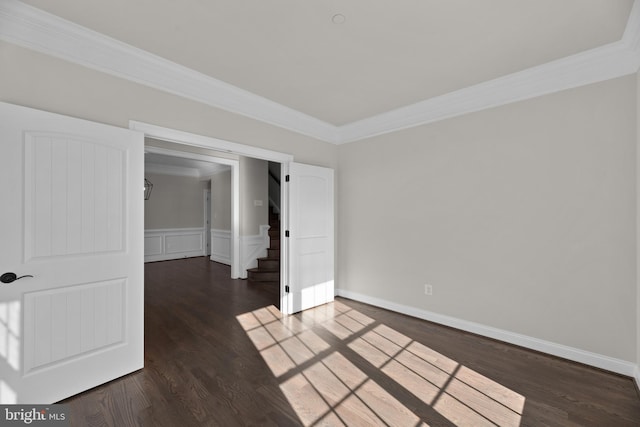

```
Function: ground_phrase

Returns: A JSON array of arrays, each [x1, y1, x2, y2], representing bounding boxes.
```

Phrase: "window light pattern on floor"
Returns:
[[237, 302, 524, 426], [0, 301, 20, 404]]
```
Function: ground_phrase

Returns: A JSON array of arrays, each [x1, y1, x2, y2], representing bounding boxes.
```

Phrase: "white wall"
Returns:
[[339, 75, 637, 362]]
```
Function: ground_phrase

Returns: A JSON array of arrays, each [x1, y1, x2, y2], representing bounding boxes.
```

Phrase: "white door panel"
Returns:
[[0, 102, 144, 404], [288, 163, 334, 313]]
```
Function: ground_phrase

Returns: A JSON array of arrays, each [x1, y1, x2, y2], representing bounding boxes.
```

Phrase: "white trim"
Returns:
[[2, 0, 639, 144], [144, 227, 205, 263], [145, 146, 231, 179], [204, 189, 211, 256], [135, 122, 294, 163], [335, 289, 638, 378], [280, 162, 290, 314], [145, 163, 200, 178], [239, 225, 271, 279], [144, 145, 238, 165], [210, 229, 231, 265], [635, 367, 640, 391]]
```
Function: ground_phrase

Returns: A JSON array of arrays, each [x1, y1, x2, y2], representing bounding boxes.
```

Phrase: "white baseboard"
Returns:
[[145, 228, 205, 263], [336, 289, 638, 378]]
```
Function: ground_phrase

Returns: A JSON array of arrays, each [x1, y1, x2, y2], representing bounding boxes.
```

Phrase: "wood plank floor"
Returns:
[[62, 257, 640, 426]]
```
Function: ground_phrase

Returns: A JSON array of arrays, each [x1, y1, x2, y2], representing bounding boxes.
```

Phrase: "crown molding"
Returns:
[[0, 0, 339, 143], [1, 0, 639, 145], [338, 0, 640, 144]]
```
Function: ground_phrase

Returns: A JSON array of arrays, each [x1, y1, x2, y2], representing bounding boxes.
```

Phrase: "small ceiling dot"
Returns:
[[332, 14, 346, 24]]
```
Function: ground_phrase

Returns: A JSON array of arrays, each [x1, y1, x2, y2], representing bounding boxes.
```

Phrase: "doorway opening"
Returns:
[[144, 142, 238, 272], [134, 121, 293, 314]]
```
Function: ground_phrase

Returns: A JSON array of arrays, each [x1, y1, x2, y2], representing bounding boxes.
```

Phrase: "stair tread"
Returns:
[[247, 267, 279, 273], [247, 280, 280, 290]]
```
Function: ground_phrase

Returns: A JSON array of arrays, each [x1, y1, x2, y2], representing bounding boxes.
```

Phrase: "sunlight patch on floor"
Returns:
[[0, 301, 21, 404], [0, 301, 21, 371], [237, 302, 524, 426], [0, 380, 17, 404], [280, 351, 426, 426]]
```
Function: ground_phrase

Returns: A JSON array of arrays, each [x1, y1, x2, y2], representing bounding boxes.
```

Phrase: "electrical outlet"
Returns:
[[424, 284, 432, 295]]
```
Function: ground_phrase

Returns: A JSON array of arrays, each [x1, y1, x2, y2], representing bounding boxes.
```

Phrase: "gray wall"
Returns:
[[637, 70, 640, 371], [240, 156, 268, 236], [211, 170, 232, 230], [339, 75, 637, 362], [0, 41, 338, 169], [144, 172, 209, 229]]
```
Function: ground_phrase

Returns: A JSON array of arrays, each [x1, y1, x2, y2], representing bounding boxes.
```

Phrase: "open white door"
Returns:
[[0, 103, 144, 404], [287, 162, 334, 313]]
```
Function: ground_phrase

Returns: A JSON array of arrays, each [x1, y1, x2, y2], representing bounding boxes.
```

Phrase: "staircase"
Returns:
[[247, 207, 280, 289]]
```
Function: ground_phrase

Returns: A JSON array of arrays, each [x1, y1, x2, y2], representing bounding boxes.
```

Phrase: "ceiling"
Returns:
[[5, 1, 639, 142], [145, 152, 229, 178]]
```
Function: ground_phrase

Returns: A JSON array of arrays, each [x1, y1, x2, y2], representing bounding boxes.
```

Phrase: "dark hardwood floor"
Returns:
[[62, 257, 640, 426]]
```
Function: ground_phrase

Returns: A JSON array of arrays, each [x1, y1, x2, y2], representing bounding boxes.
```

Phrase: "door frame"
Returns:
[[204, 189, 211, 256], [130, 121, 294, 312]]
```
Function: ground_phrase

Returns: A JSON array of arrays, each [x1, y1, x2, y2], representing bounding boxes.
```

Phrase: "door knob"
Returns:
[[0, 272, 34, 284]]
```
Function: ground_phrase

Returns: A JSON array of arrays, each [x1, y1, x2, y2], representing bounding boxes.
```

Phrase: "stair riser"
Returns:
[[248, 271, 280, 282], [268, 229, 280, 238], [267, 249, 280, 259], [270, 239, 280, 250], [258, 259, 279, 270]]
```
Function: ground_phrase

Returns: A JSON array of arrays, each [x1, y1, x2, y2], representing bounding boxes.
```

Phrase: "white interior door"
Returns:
[[0, 102, 144, 404], [288, 162, 334, 313]]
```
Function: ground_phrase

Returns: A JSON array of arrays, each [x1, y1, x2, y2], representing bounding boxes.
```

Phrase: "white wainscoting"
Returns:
[[240, 225, 271, 279], [211, 229, 231, 265], [144, 228, 205, 262]]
